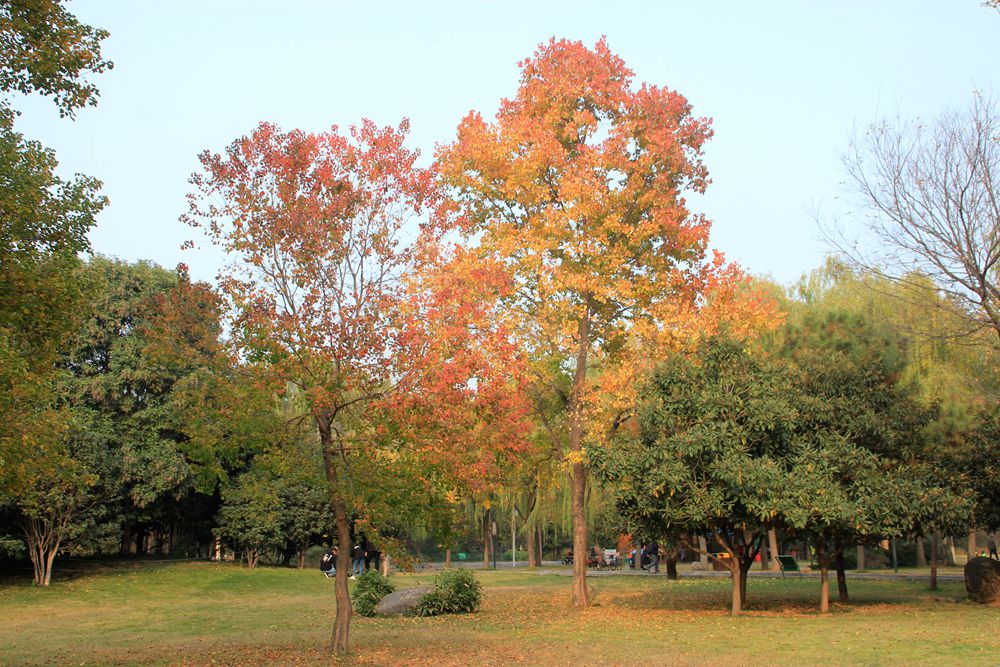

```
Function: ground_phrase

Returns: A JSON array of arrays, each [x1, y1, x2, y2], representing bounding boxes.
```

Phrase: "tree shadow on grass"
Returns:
[[604, 578, 950, 616]]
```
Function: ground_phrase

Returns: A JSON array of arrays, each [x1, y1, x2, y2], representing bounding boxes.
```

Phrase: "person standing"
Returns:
[[989, 536, 998, 560], [647, 539, 660, 574], [364, 539, 380, 572], [351, 542, 365, 577]]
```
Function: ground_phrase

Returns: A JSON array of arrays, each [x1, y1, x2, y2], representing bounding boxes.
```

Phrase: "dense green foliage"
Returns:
[[415, 567, 483, 616], [350, 569, 395, 617]]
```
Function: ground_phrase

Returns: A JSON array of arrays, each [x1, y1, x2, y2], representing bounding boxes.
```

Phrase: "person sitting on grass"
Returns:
[[320, 546, 337, 578]]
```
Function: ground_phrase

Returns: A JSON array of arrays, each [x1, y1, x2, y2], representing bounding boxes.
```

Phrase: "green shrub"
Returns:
[[415, 568, 483, 616], [350, 569, 394, 617]]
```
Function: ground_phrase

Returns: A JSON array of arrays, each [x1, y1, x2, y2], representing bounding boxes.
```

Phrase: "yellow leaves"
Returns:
[[563, 449, 587, 466], [443, 489, 461, 505]]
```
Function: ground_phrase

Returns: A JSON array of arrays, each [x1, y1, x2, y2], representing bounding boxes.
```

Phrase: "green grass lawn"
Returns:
[[1, 561, 997, 666]]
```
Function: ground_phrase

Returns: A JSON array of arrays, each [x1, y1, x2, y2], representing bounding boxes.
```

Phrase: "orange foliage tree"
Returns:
[[438, 37, 778, 607]]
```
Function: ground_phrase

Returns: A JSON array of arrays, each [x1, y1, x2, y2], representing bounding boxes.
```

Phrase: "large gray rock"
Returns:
[[965, 557, 1000, 604], [375, 586, 433, 617]]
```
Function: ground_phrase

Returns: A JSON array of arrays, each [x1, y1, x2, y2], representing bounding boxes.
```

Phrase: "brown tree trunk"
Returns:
[[43, 546, 57, 586], [568, 303, 592, 608], [930, 532, 939, 591], [298, 546, 306, 569], [526, 524, 538, 568], [729, 563, 742, 615], [760, 533, 770, 571], [835, 542, 849, 603], [768, 528, 780, 572], [445, 548, 452, 568], [817, 542, 831, 613], [666, 556, 678, 580], [916, 538, 926, 567], [857, 545, 866, 570], [820, 565, 830, 613], [967, 530, 977, 562], [570, 463, 589, 607], [317, 414, 353, 656], [482, 510, 491, 569], [535, 525, 543, 564], [945, 536, 957, 566], [739, 561, 750, 607]]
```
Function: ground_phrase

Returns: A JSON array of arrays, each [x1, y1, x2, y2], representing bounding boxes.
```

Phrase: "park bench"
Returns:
[[776, 554, 802, 578]]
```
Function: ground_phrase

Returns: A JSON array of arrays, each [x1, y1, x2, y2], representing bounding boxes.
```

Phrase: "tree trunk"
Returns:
[[298, 546, 306, 569], [729, 564, 742, 615], [535, 525, 543, 565], [945, 536, 957, 566], [317, 414, 353, 656], [967, 530, 978, 562], [768, 528, 780, 572], [698, 535, 709, 568], [835, 543, 849, 603], [666, 556, 678, 580], [445, 548, 452, 568], [568, 302, 592, 608], [381, 553, 389, 576], [760, 533, 770, 571], [526, 524, 538, 568], [482, 510, 491, 569], [930, 532, 939, 591], [739, 562, 750, 607], [916, 537, 926, 567], [820, 565, 830, 613], [857, 545, 866, 570]]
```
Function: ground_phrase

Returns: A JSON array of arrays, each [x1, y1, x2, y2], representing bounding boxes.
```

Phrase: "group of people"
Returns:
[[630, 540, 661, 573], [319, 538, 381, 578]]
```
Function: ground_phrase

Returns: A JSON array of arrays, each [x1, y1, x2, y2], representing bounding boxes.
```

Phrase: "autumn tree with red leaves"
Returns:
[[438, 37, 778, 607], [185, 120, 533, 654], [185, 119, 447, 654]]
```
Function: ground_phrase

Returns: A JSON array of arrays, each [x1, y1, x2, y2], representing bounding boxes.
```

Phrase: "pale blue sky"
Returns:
[[13, 1, 999, 285]]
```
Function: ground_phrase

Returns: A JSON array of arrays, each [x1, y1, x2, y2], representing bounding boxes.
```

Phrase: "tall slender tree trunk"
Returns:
[[760, 533, 770, 571], [666, 556, 678, 580], [967, 530, 977, 562], [526, 525, 538, 568], [857, 545, 866, 570], [930, 532, 939, 591], [835, 541, 849, 603], [568, 304, 592, 608], [535, 525, 543, 564], [916, 537, 926, 567], [820, 565, 830, 613], [317, 414, 353, 656], [768, 528, 780, 572], [445, 548, 452, 568], [482, 510, 491, 569]]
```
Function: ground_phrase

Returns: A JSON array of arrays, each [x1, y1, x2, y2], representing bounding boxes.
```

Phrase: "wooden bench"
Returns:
[[776, 554, 802, 578]]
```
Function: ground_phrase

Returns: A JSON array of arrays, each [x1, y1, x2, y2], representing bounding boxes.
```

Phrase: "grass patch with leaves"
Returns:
[[0, 561, 997, 666]]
